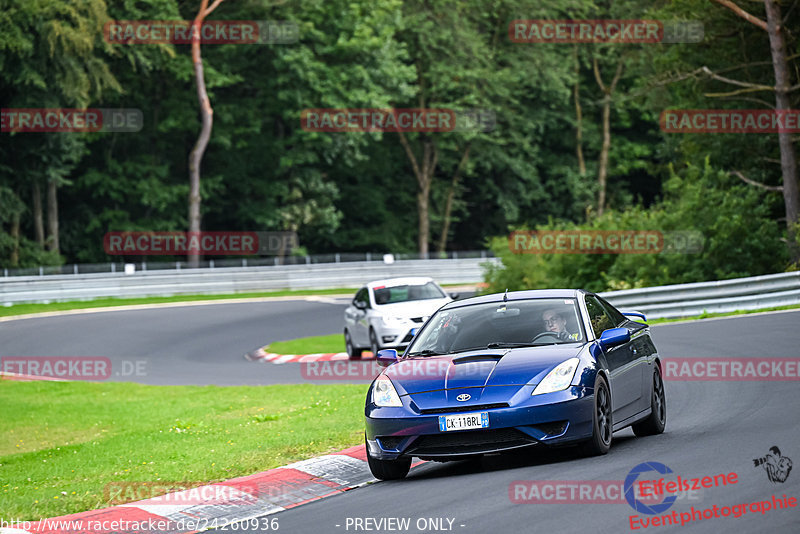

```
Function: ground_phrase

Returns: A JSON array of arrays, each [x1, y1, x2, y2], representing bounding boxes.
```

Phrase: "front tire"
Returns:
[[345, 330, 362, 360], [580, 374, 612, 456], [366, 439, 411, 480], [632, 366, 666, 437]]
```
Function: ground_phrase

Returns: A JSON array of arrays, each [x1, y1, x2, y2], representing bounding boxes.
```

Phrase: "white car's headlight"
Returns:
[[532, 358, 580, 396], [372, 375, 403, 407]]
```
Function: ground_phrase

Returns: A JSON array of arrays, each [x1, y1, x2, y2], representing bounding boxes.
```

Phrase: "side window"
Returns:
[[584, 295, 615, 338], [354, 288, 370, 308], [597, 296, 626, 327]]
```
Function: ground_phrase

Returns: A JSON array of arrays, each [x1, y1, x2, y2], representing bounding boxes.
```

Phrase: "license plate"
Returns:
[[438, 412, 489, 432]]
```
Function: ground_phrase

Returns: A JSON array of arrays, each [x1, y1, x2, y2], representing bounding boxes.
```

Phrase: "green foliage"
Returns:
[[0, 0, 796, 279], [485, 159, 787, 293]]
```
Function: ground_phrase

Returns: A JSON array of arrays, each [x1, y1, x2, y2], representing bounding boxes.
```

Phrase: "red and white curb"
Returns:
[[7, 445, 423, 534], [246, 347, 375, 364], [0, 372, 65, 382]]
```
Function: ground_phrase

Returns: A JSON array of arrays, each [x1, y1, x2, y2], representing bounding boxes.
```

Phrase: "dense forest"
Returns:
[[1, 0, 798, 290]]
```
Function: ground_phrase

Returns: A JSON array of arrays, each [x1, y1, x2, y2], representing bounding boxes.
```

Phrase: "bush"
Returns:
[[484, 159, 787, 293]]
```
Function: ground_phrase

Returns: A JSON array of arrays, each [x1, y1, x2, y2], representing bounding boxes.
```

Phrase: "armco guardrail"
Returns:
[[0, 257, 500, 305], [600, 271, 800, 319], [2, 257, 798, 319]]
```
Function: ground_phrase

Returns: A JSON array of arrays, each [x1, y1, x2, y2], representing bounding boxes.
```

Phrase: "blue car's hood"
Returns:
[[385, 344, 585, 396]]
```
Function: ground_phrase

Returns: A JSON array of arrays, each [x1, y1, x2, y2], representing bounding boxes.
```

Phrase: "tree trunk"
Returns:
[[32, 181, 44, 247], [46, 180, 59, 255], [592, 57, 623, 217], [187, 0, 225, 267], [597, 96, 611, 216], [437, 145, 471, 254], [398, 132, 438, 255], [574, 46, 586, 176], [10, 209, 20, 267], [764, 0, 800, 262], [417, 187, 430, 257]]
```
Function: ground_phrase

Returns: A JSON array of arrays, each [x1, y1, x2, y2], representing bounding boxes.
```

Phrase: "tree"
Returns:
[[187, 0, 226, 267], [707, 0, 799, 262]]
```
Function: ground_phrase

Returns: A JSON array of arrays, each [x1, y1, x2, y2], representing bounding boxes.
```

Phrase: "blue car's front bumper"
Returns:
[[365, 385, 594, 460]]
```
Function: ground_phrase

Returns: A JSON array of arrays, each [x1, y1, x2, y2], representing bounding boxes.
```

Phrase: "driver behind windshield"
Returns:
[[542, 308, 579, 341]]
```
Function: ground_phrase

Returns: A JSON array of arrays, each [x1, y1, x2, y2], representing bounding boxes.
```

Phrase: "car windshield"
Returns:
[[405, 298, 585, 355], [373, 282, 445, 305]]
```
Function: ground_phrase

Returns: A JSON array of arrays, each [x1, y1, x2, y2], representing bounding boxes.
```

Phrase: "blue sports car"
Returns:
[[364, 289, 666, 480]]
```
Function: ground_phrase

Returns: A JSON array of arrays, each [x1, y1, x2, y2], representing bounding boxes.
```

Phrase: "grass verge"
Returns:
[[0, 283, 474, 320], [0, 381, 366, 520], [266, 334, 346, 355], [0, 288, 356, 319], [646, 303, 800, 325]]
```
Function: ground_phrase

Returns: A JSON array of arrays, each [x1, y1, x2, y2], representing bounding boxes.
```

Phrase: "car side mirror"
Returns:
[[354, 300, 366, 310], [598, 327, 630, 350], [621, 310, 647, 322], [449, 292, 460, 300], [377, 349, 398, 367]]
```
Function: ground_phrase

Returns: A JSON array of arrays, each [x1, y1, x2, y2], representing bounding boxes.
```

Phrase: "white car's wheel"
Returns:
[[345, 330, 363, 359], [369, 328, 380, 358]]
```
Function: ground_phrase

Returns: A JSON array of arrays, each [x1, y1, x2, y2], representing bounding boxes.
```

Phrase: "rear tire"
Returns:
[[345, 330, 362, 360], [579, 374, 612, 456], [369, 328, 380, 358], [632, 366, 666, 437], [366, 439, 411, 480]]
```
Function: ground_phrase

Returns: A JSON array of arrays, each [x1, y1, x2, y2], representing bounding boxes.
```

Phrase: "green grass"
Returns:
[[266, 334, 346, 355], [0, 381, 367, 520], [646, 303, 800, 325], [0, 283, 473, 320], [0, 288, 357, 319]]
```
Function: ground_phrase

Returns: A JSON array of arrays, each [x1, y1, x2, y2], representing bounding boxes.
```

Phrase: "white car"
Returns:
[[343, 277, 455, 359]]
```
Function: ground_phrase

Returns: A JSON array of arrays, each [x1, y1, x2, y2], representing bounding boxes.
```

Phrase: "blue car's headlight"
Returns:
[[532, 357, 580, 396], [372, 375, 403, 407]]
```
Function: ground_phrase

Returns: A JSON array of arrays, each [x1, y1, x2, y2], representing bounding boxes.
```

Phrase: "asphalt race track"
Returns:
[[3, 302, 799, 532], [0, 297, 352, 385]]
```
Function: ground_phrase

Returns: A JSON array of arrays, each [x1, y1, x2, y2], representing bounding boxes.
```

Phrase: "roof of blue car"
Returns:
[[441, 288, 587, 309]]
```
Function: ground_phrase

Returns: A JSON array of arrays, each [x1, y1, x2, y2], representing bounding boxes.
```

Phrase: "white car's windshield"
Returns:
[[406, 298, 584, 355], [373, 282, 445, 305]]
